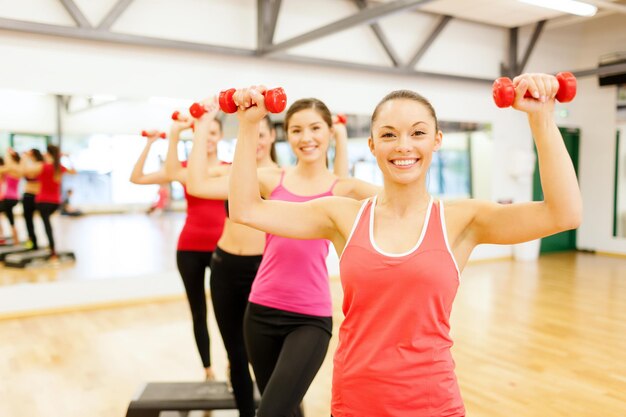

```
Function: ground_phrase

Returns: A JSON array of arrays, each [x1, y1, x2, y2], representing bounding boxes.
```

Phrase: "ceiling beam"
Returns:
[[262, 0, 434, 55], [267, 0, 282, 45], [405, 15, 452, 69], [518, 20, 546, 73], [257, 0, 270, 51], [0, 17, 254, 56], [58, 0, 91, 28], [97, 0, 134, 30], [354, 0, 402, 67]]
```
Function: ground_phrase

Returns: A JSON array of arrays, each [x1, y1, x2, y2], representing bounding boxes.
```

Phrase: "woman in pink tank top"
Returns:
[[227, 75, 582, 417], [188, 97, 380, 417], [0, 150, 22, 243]]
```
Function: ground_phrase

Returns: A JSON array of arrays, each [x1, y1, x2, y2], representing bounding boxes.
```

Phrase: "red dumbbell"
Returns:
[[172, 111, 195, 130], [189, 88, 287, 118], [334, 114, 347, 125], [492, 72, 577, 108], [141, 130, 166, 139]]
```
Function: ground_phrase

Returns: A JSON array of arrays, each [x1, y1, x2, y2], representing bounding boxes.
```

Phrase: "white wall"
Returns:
[[0, 1, 624, 255]]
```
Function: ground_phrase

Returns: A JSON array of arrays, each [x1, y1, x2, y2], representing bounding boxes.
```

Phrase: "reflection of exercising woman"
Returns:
[[20, 145, 76, 259], [226, 76, 582, 417], [0, 151, 22, 243], [20, 148, 44, 249]]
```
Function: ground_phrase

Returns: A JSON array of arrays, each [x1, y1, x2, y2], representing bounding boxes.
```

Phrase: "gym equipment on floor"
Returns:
[[4, 249, 76, 268], [125, 381, 260, 417]]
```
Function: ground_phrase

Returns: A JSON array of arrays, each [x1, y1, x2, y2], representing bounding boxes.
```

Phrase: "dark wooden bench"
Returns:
[[125, 381, 259, 417]]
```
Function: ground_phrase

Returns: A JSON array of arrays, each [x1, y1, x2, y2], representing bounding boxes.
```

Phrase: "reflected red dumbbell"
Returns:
[[334, 114, 347, 125], [218, 87, 287, 114], [172, 111, 195, 130], [141, 130, 166, 139], [492, 71, 577, 108]]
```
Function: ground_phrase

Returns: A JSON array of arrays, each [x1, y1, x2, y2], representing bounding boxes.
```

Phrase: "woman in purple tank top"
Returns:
[[187, 97, 380, 417]]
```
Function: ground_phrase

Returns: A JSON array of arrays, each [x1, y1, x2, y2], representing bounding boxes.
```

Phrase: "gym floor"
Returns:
[[0, 213, 624, 417]]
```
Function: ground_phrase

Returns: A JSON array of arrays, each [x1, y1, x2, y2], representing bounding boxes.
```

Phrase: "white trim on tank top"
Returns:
[[439, 200, 461, 279], [369, 195, 434, 258], [338, 198, 371, 264]]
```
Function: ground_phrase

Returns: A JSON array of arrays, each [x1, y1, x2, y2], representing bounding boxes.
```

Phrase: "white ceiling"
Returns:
[[374, 0, 626, 28]]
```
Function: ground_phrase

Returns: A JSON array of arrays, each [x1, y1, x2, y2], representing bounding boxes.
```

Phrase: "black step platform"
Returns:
[[126, 381, 259, 417], [3, 249, 76, 268], [0, 245, 31, 261]]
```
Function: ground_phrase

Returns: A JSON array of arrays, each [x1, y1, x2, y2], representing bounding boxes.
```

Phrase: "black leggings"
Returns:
[[176, 250, 214, 368], [36, 202, 60, 254], [22, 193, 37, 248], [210, 247, 263, 417], [244, 302, 332, 417], [1, 199, 19, 226]]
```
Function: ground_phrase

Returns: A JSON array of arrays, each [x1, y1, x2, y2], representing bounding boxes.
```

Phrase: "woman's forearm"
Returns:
[[229, 122, 262, 224], [530, 112, 582, 229]]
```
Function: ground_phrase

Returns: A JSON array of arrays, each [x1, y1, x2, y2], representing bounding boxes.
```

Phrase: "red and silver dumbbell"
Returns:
[[141, 130, 166, 139], [492, 71, 576, 108]]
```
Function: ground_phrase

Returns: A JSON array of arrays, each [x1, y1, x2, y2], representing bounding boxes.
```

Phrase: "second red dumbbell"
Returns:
[[141, 130, 166, 139], [219, 87, 287, 114], [492, 72, 577, 108]]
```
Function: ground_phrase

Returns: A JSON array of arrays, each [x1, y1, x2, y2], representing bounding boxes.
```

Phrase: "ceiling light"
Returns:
[[518, 0, 597, 16]]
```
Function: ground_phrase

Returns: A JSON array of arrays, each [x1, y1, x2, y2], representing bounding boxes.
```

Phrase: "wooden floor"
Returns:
[[1, 250, 624, 416]]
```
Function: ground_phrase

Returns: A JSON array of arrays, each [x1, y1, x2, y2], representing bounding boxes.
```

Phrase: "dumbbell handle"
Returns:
[[141, 130, 166, 139], [492, 72, 577, 108]]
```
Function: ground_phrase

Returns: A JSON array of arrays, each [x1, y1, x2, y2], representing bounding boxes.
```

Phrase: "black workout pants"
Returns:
[[36, 202, 60, 253], [176, 250, 213, 368], [210, 247, 262, 417], [1, 199, 18, 226], [244, 302, 332, 417], [22, 193, 37, 248]]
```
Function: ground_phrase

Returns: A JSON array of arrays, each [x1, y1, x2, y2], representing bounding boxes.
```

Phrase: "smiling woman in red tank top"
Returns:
[[226, 74, 582, 417]]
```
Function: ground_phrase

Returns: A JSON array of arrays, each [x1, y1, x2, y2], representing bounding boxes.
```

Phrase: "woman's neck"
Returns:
[[378, 178, 430, 217], [257, 154, 277, 168], [206, 152, 219, 167], [294, 157, 328, 179]]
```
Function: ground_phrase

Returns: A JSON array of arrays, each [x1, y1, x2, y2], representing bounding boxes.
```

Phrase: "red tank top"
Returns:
[[333, 196, 464, 417], [176, 161, 227, 252], [36, 163, 67, 204]]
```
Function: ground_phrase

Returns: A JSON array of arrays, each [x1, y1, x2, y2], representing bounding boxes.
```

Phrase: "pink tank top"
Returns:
[[3, 175, 20, 200], [333, 197, 464, 417], [248, 170, 337, 317]]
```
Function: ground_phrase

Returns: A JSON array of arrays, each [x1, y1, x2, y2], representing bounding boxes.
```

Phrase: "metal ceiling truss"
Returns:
[[0, 0, 618, 86]]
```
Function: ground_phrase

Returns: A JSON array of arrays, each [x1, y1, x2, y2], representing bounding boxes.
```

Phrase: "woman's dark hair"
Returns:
[[371, 90, 439, 132], [0, 156, 4, 166], [30, 148, 44, 162], [261, 115, 278, 163], [284, 98, 333, 132], [47, 144, 61, 176], [9, 151, 20, 164]]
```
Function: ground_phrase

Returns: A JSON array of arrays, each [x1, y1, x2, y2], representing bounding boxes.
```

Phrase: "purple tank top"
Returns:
[[248, 171, 337, 317]]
